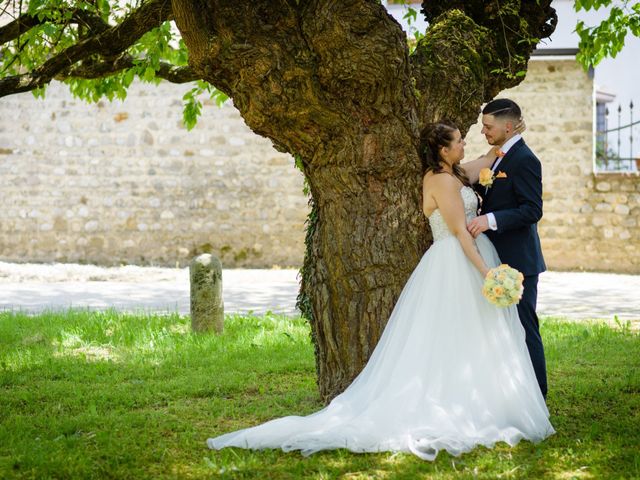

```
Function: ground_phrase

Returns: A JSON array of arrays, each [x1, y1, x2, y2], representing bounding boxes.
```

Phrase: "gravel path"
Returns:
[[0, 261, 638, 322]]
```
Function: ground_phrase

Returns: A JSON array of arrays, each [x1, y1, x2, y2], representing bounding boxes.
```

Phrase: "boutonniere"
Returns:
[[496, 171, 508, 179], [479, 168, 495, 188]]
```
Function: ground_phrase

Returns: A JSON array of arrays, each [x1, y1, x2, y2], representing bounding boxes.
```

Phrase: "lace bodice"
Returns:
[[427, 186, 478, 241]]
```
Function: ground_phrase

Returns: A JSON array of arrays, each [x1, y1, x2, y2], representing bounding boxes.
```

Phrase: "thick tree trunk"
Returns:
[[171, 0, 556, 403], [300, 128, 429, 401]]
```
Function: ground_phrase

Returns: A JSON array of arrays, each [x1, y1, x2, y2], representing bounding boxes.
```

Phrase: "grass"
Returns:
[[0, 310, 638, 479]]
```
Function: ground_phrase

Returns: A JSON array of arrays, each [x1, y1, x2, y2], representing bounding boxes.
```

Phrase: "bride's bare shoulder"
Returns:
[[423, 171, 458, 191]]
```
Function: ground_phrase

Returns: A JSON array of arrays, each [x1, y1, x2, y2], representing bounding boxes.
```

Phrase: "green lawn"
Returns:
[[0, 310, 638, 479]]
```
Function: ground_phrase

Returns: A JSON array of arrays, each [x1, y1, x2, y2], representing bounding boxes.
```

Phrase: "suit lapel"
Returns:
[[492, 138, 525, 174], [484, 138, 526, 202]]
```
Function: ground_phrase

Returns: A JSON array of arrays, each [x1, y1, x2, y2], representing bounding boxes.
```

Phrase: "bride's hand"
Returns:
[[514, 117, 526, 134]]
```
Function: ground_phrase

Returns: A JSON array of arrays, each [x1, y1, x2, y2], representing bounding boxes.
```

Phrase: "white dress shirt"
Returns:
[[486, 134, 522, 231]]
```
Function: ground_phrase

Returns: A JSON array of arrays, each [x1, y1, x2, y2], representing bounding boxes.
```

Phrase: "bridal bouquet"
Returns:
[[482, 264, 524, 307]]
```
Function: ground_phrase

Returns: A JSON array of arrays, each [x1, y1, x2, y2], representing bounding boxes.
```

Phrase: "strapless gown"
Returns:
[[207, 186, 555, 460]]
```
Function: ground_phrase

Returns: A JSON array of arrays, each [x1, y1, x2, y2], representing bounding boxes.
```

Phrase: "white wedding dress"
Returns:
[[207, 186, 555, 460]]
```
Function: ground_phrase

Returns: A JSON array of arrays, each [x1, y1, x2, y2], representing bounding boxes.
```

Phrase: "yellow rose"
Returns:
[[479, 168, 494, 187]]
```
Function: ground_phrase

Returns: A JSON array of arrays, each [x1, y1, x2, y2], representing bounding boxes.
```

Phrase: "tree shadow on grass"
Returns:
[[200, 319, 640, 479], [1, 315, 638, 479]]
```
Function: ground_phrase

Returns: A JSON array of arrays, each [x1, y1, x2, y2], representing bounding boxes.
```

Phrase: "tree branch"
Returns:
[[0, 0, 172, 97], [411, 1, 557, 134], [0, 8, 111, 45], [71, 10, 112, 35], [171, 0, 415, 160], [59, 53, 199, 83], [0, 13, 40, 45], [410, 10, 496, 135]]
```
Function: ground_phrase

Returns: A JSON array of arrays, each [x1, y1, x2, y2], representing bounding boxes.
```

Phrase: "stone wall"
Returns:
[[463, 59, 640, 273], [557, 173, 640, 272], [1, 58, 639, 272], [0, 82, 309, 268]]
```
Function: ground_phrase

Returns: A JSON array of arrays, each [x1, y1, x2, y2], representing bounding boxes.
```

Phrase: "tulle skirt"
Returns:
[[207, 233, 555, 460]]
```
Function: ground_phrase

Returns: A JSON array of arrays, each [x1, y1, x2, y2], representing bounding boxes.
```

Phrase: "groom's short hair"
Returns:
[[482, 98, 521, 121]]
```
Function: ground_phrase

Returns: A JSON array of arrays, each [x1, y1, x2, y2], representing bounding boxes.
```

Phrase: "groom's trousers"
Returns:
[[518, 275, 548, 398]]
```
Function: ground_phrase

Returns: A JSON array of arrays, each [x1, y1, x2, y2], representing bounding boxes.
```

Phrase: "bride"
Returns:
[[207, 121, 555, 460]]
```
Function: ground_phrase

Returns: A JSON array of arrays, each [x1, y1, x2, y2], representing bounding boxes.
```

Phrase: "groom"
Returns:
[[468, 98, 548, 399]]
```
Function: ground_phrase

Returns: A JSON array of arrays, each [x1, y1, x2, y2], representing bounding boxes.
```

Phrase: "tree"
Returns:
[[1, 0, 560, 402], [574, 0, 640, 69]]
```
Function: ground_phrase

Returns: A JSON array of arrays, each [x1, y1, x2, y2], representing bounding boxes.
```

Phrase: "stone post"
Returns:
[[189, 254, 224, 333]]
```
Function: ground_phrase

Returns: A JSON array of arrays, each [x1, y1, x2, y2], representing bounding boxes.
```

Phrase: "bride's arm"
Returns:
[[430, 176, 490, 277], [460, 147, 496, 185]]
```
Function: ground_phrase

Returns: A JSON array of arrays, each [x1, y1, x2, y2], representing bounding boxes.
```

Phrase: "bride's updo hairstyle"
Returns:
[[419, 120, 471, 187]]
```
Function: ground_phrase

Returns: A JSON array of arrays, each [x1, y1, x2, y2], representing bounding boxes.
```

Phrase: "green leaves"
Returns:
[[575, 2, 639, 69], [182, 86, 203, 131], [131, 21, 187, 73], [64, 73, 132, 102], [403, 6, 417, 24], [182, 80, 229, 131], [58, 16, 192, 105], [293, 154, 310, 196], [1, 8, 78, 77], [490, 66, 527, 81], [401, 5, 425, 52], [0, 0, 228, 129], [574, 0, 614, 12], [95, 0, 111, 21]]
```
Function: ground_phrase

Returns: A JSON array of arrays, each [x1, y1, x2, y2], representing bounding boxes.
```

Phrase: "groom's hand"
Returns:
[[468, 215, 490, 238]]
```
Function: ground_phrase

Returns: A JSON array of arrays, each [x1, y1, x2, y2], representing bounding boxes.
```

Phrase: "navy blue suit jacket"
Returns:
[[474, 138, 546, 276]]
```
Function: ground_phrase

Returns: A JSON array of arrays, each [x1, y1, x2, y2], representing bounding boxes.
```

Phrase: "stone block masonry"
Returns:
[[0, 81, 310, 268], [1, 59, 639, 272]]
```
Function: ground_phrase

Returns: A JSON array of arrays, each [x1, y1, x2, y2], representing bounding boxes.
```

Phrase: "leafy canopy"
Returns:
[[0, 0, 637, 128], [0, 0, 227, 128], [574, 0, 640, 68]]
